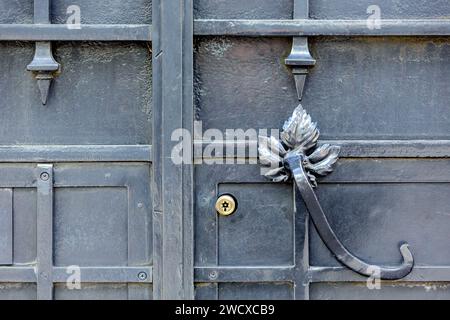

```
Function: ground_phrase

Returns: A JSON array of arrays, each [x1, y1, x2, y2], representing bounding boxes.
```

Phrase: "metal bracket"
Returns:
[[258, 105, 414, 280]]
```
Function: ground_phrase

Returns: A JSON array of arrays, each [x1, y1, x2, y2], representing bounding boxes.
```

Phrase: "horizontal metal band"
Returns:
[[0, 266, 152, 283], [0, 145, 152, 162], [195, 19, 450, 37], [195, 267, 294, 283], [195, 266, 450, 284], [53, 266, 153, 283], [322, 140, 450, 158], [309, 266, 450, 283], [1, 19, 449, 42], [0, 267, 36, 282], [194, 140, 450, 159], [0, 24, 151, 41]]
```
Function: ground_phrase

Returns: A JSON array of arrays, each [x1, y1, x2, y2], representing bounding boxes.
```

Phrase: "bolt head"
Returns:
[[138, 271, 148, 281], [209, 271, 218, 280], [40, 172, 50, 181]]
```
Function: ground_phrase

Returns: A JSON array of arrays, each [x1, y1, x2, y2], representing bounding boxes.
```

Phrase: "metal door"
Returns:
[[1, 0, 450, 300], [192, 0, 450, 300]]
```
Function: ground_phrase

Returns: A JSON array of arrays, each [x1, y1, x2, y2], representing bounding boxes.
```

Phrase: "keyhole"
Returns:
[[215, 194, 237, 216], [222, 201, 229, 212]]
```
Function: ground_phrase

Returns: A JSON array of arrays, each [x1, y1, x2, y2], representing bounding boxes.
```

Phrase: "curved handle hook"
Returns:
[[285, 155, 414, 280]]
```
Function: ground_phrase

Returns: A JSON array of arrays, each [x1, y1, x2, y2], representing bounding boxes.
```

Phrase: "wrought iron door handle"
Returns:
[[258, 104, 414, 280]]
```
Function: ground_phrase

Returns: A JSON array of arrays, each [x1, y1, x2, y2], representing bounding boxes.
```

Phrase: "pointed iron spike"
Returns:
[[35, 72, 53, 105], [292, 68, 308, 101]]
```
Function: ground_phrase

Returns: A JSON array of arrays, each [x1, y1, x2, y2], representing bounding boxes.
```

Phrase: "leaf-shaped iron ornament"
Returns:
[[259, 104, 339, 187], [258, 104, 414, 280]]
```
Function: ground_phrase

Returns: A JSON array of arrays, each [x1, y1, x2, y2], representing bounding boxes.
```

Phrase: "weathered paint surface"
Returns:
[[0, 41, 152, 145], [1, 0, 450, 300], [193, 1, 450, 300]]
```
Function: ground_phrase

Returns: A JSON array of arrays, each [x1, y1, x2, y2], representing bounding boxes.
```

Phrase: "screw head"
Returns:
[[209, 271, 218, 280], [138, 271, 148, 281], [40, 172, 50, 181]]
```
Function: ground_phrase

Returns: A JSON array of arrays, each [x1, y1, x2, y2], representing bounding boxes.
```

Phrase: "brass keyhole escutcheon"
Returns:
[[215, 194, 237, 216]]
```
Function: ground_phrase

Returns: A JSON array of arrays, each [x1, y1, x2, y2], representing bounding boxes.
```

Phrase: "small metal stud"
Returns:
[[40, 172, 50, 181], [208, 271, 218, 280], [138, 271, 148, 281]]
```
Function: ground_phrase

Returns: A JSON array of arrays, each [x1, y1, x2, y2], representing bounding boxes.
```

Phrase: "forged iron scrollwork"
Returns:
[[258, 104, 414, 280]]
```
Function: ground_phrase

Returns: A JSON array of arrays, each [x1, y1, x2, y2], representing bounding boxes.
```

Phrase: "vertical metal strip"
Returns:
[[34, 0, 50, 23], [294, 189, 310, 300], [152, 0, 164, 300], [292, 0, 312, 300], [127, 173, 152, 299], [182, 0, 195, 301], [294, 0, 308, 20], [36, 164, 54, 300], [0, 189, 13, 265], [153, 0, 194, 299]]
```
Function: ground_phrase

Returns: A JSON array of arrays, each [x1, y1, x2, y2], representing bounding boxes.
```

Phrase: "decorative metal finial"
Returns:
[[27, 42, 60, 105], [258, 104, 414, 280], [285, 38, 316, 101]]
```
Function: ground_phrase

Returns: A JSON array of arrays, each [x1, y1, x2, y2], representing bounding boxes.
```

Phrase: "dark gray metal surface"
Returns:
[[193, 0, 450, 301], [0, 0, 449, 300], [0, 0, 153, 300], [152, 0, 194, 299]]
